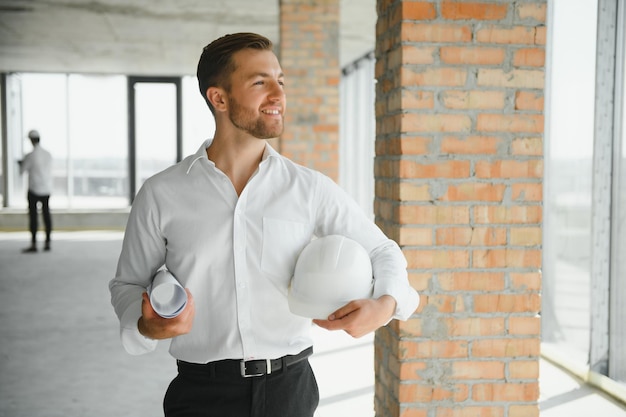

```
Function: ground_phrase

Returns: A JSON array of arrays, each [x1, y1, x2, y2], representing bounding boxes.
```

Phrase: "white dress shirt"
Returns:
[[20, 144, 53, 195], [109, 140, 419, 363]]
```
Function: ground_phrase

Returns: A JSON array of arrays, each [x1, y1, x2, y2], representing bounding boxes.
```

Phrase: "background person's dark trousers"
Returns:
[[25, 191, 52, 252]]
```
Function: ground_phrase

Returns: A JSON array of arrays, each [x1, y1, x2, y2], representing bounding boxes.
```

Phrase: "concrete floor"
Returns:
[[1, 230, 625, 417]]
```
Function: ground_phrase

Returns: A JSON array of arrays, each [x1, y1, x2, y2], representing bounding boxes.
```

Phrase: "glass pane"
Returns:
[[19, 74, 69, 209], [5, 74, 27, 208], [182, 76, 215, 157], [543, 0, 598, 363], [67, 74, 128, 208], [134, 83, 177, 190]]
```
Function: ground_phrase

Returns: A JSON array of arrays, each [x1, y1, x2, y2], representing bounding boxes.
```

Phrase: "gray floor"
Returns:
[[1, 231, 625, 417]]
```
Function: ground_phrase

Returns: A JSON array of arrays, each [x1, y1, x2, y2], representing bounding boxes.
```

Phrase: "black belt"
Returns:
[[177, 346, 313, 378]]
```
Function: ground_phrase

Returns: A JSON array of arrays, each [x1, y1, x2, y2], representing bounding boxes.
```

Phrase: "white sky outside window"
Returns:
[[544, 0, 597, 360]]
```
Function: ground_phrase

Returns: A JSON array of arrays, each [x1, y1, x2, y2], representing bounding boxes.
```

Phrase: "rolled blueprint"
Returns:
[[148, 269, 188, 318]]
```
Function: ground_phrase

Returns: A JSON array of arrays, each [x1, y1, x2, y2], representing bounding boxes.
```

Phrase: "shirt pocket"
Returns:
[[261, 217, 312, 290]]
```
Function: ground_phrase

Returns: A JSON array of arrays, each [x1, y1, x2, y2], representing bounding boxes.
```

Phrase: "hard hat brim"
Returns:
[[287, 285, 373, 320]]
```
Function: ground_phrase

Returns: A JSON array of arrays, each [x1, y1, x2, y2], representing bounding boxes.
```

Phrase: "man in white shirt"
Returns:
[[109, 33, 419, 417], [19, 130, 53, 252]]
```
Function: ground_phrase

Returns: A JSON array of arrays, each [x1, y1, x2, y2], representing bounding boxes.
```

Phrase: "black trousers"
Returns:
[[27, 191, 51, 243], [164, 356, 319, 417]]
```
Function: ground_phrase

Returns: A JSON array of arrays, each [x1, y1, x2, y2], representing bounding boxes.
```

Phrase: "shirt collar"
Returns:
[[185, 138, 280, 175]]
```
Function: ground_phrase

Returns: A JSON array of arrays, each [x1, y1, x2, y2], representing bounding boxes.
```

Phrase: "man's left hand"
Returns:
[[313, 295, 396, 338]]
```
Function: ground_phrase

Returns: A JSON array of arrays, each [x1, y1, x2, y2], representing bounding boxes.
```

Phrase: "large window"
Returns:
[[3, 73, 214, 209], [543, 0, 626, 384], [339, 53, 375, 218], [6, 73, 128, 208]]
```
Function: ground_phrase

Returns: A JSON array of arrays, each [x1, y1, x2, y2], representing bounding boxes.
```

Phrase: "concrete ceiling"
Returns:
[[0, 0, 376, 76]]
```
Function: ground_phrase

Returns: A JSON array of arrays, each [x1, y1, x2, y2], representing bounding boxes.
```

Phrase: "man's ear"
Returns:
[[207, 87, 227, 112]]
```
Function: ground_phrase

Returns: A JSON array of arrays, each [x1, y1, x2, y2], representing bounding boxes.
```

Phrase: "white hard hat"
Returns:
[[288, 235, 373, 319]]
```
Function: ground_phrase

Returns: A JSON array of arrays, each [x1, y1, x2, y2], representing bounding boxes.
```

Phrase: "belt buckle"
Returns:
[[240, 359, 272, 377]]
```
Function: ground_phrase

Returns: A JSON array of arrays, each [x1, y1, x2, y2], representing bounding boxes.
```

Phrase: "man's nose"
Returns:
[[268, 81, 284, 100]]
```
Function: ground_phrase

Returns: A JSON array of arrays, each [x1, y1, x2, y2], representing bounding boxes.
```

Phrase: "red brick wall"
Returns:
[[279, 0, 340, 180], [374, 1, 546, 416]]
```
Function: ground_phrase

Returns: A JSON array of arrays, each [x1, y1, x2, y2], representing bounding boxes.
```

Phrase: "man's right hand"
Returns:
[[137, 289, 195, 339]]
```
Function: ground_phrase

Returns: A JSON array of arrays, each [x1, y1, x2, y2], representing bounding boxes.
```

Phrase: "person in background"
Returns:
[[19, 129, 53, 252], [109, 32, 419, 417]]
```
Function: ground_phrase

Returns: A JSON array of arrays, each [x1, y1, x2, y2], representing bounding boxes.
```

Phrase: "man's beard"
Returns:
[[228, 96, 283, 139]]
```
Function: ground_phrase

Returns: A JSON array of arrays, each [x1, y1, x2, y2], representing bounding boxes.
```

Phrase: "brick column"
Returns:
[[374, 1, 546, 416], [278, 0, 340, 180]]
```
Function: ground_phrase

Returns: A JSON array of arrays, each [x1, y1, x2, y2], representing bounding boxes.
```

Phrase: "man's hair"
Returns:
[[197, 32, 274, 114]]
